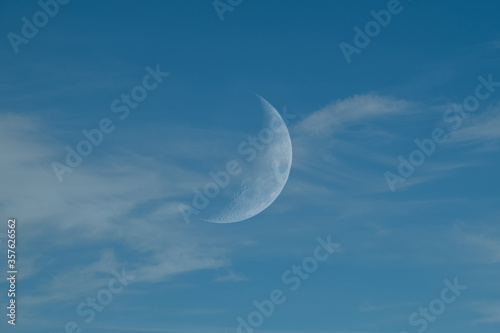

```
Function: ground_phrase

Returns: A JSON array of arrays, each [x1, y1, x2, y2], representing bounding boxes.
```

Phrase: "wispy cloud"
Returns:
[[471, 301, 500, 324], [214, 270, 250, 282], [296, 94, 411, 136], [358, 300, 419, 313], [452, 223, 500, 264], [449, 103, 500, 149], [0, 112, 233, 312]]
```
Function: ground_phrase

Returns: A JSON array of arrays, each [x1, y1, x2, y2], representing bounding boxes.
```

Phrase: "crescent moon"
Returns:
[[205, 96, 293, 223]]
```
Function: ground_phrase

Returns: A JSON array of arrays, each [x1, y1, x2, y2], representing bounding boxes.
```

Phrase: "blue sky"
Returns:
[[1, 0, 500, 332]]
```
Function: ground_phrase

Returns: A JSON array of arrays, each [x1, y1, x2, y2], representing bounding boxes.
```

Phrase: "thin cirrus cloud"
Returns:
[[290, 94, 414, 195], [0, 112, 233, 312], [295, 94, 412, 136], [471, 301, 500, 324], [290, 93, 500, 195], [448, 103, 500, 146], [214, 270, 250, 282], [1, 88, 498, 331]]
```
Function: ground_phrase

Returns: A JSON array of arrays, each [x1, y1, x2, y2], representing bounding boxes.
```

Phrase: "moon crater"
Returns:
[[205, 96, 293, 224]]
